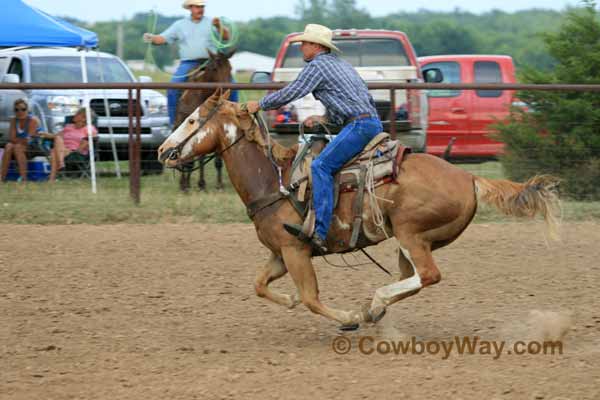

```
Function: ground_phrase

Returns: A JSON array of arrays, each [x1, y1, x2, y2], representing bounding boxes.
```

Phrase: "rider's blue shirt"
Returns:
[[160, 16, 217, 61], [259, 52, 379, 125]]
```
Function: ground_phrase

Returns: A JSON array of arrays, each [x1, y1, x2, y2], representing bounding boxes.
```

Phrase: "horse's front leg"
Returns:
[[281, 245, 367, 329], [254, 252, 300, 309]]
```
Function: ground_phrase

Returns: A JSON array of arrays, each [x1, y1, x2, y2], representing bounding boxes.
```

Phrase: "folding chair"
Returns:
[[60, 114, 99, 179]]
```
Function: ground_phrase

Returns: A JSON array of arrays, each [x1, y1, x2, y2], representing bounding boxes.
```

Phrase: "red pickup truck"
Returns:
[[419, 55, 517, 160]]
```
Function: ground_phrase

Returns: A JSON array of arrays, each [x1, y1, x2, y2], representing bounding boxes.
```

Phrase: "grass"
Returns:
[[1, 160, 599, 225], [0, 169, 247, 225]]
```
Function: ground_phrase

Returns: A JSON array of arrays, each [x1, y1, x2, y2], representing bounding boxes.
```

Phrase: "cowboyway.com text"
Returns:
[[331, 335, 563, 359]]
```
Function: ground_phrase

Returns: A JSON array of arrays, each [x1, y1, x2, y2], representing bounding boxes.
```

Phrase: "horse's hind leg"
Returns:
[[368, 239, 441, 322], [215, 155, 224, 191], [281, 246, 366, 328], [254, 253, 300, 309], [197, 156, 206, 191]]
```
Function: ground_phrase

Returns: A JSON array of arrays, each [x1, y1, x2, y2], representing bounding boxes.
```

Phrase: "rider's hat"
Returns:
[[182, 0, 206, 9], [290, 24, 340, 53]]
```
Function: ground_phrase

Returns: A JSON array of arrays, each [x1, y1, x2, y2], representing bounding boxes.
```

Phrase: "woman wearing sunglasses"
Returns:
[[0, 99, 41, 182]]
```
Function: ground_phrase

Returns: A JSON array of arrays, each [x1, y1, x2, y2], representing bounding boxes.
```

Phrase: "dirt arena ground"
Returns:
[[1, 222, 599, 400]]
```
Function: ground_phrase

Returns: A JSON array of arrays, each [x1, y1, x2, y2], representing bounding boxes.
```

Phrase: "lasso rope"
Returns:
[[365, 153, 394, 239], [143, 10, 239, 79]]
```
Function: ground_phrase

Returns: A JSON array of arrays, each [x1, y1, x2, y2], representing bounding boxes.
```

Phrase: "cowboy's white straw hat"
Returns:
[[182, 0, 206, 9], [290, 24, 340, 53]]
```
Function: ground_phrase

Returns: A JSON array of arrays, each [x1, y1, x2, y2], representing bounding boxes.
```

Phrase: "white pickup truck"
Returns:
[[253, 29, 429, 151], [0, 47, 170, 173]]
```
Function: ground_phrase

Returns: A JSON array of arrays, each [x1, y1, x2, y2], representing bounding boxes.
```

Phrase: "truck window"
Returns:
[[474, 61, 503, 98], [7, 58, 23, 81], [359, 39, 409, 67], [424, 61, 461, 98], [281, 38, 409, 68], [29, 56, 133, 83]]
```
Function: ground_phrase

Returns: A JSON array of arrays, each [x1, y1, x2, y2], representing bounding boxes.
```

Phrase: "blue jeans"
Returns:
[[311, 117, 383, 240], [167, 60, 239, 125]]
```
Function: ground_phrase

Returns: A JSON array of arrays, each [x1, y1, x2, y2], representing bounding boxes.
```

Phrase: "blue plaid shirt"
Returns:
[[259, 52, 378, 125]]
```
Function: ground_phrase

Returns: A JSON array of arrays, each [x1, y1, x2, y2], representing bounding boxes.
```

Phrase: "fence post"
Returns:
[[389, 88, 397, 140], [131, 88, 141, 205], [128, 89, 140, 205]]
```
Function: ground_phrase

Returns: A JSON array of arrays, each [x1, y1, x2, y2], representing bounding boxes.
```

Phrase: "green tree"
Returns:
[[295, 0, 329, 25], [326, 0, 372, 29], [407, 20, 480, 55], [61, 7, 567, 69], [495, 0, 600, 199]]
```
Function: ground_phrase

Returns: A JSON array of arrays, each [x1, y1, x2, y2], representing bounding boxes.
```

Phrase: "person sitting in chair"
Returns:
[[246, 24, 383, 253], [49, 108, 97, 182], [1, 99, 42, 183]]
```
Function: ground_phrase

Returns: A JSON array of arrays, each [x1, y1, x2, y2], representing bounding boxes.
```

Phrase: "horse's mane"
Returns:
[[225, 101, 298, 162]]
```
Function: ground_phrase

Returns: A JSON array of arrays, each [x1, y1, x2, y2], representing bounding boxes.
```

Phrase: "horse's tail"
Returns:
[[474, 175, 561, 240]]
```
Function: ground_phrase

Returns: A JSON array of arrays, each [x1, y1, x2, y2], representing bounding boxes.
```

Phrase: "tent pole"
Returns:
[[80, 50, 97, 194]]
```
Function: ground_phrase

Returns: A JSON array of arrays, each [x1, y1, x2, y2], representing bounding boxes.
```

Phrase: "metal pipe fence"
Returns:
[[2, 81, 600, 204]]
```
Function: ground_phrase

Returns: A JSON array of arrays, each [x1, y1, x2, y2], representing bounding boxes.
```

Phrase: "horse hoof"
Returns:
[[368, 307, 387, 324], [338, 323, 360, 332]]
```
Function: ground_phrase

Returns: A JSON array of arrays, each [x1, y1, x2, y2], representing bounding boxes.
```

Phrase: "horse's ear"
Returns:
[[207, 88, 221, 103], [221, 89, 231, 100], [207, 49, 216, 59]]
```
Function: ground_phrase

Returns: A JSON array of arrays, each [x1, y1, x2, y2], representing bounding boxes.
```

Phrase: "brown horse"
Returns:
[[158, 90, 560, 330], [174, 50, 233, 192]]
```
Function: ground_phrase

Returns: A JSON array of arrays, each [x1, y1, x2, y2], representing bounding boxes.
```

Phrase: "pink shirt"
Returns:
[[62, 124, 97, 155]]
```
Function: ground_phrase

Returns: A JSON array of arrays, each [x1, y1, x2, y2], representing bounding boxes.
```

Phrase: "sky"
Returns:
[[24, 0, 581, 23]]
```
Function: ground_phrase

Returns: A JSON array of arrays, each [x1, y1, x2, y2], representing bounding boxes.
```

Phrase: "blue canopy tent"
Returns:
[[0, 1, 120, 189], [0, 0, 97, 48]]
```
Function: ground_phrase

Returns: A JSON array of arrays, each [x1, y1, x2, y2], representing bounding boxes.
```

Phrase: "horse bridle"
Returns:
[[159, 101, 248, 172], [158, 102, 223, 166]]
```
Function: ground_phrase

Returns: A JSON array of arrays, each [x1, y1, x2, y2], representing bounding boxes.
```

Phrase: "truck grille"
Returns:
[[97, 127, 152, 135], [90, 99, 143, 117]]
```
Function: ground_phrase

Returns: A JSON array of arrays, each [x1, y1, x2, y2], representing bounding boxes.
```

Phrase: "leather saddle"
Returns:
[[285, 132, 411, 249]]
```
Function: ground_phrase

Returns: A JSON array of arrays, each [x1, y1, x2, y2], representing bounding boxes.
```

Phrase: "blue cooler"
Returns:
[[4, 156, 50, 181], [27, 156, 51, 181]]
